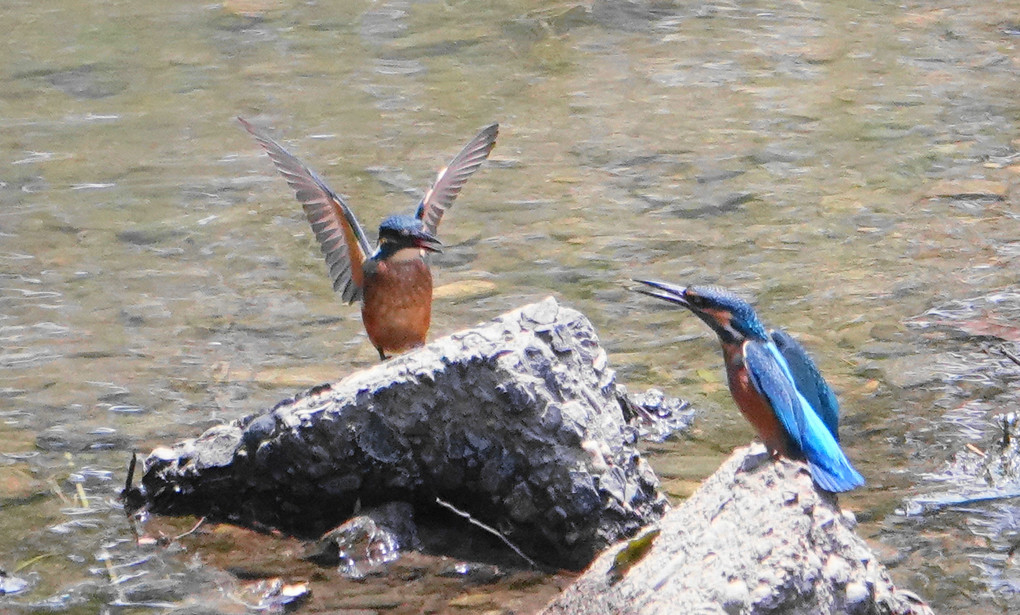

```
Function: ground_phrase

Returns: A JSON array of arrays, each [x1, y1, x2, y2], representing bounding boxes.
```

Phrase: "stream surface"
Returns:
[[2, 0, 1019, 613]]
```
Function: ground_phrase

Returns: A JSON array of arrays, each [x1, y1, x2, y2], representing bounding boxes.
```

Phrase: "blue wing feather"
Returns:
[[744, 340, 864, 492], [770, 329, 840, 440]]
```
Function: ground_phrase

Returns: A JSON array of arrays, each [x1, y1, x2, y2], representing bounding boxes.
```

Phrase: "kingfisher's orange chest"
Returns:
[[360, 251, 433, 356], [721, 341, 792, 458]]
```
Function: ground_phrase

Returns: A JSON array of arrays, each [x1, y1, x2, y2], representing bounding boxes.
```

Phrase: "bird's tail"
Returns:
[[800, 425, 865, 492]]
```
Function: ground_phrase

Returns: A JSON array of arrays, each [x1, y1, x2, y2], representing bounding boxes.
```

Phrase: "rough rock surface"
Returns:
[[134, 298, 666, 569], [541, 445, 933, 615]]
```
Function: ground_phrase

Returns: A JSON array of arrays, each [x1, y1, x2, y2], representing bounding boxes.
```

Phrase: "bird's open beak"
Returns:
[[632, 279, 689, 308], [415, 233, 443, 254]]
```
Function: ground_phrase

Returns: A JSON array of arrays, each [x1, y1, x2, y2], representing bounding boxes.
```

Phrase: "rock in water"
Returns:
[[541, 444, 932, 615], [133, 298, 666, 570]]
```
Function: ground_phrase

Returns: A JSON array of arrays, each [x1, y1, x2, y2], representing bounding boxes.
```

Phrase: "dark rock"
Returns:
[[305, 514, 403, 578], [23, 64, 129, 99], [541, 445, 932, 615], [132, 298, 667, 570], [116, 227, 188, 246], [876, 353, 957, 389], [857, 342, 915, 359], [618, 386, 696, 442], [436, 561, 504, 584], [591, 0, 681, 32]]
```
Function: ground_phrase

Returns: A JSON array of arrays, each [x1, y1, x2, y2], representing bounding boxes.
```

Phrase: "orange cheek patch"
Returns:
[[701, 308, 731, 329]]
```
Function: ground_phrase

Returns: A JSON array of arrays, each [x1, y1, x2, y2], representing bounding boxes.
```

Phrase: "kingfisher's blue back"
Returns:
[[632, 280, 864, 493]]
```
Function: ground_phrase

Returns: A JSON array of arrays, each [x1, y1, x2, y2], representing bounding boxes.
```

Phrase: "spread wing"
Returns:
[[744, 340, 864, 492], [414, 123, 498, 236], [770, 329, 840, 440], [239, 117, 371, 303]]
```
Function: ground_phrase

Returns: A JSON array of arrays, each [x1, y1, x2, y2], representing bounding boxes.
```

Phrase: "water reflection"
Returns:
[[1, 0, 1018, 612]]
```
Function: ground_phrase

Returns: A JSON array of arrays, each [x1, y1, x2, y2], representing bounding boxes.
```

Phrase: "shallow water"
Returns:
[[2, 0, 1019, 612]]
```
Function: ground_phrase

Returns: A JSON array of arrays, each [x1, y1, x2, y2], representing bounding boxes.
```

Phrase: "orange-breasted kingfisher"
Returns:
[[633, 280, 864, 492], [240, 118, 498, 360]]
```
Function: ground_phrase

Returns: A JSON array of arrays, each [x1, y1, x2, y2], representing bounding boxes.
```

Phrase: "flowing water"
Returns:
[[2, 0, 1019, 612]]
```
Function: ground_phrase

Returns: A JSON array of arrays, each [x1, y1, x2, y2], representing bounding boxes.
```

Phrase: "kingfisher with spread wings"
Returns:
[[632, 280, 864, 492], [240, 118, 498, 360]]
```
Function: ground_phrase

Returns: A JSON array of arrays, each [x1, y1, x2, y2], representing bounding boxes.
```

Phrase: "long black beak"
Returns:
[[632, 279, 689, 308], [415, 231, 443, 253]]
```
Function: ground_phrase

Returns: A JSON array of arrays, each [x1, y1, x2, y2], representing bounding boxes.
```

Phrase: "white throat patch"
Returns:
[[388, 246, 425, 262]]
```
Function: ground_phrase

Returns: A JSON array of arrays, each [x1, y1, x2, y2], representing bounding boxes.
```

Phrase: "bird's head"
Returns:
[[633, 280, 768, 345], [376, 215, 443, 257]]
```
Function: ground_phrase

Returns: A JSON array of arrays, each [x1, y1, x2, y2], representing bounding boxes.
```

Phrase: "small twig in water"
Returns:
[[74, 482, 90, 508], [173, 517, 207, 541], [1001, 345, 1020, 368], [48, 478, 70, 505], [124, 452, 137, 493], [435, 497, 539, 570], [13, 553, 55, 573]]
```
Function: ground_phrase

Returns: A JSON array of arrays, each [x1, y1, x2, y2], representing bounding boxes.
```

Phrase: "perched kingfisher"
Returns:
[[240, 118, 498, 360], [633, 280, 864, 492]]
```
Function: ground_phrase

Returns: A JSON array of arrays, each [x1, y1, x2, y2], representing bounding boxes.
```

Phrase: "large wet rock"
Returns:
[[541, 445, 932, 615], [132, 298, 667, 570]]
